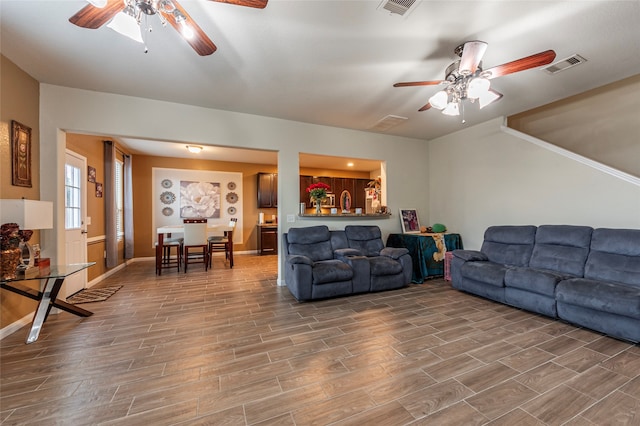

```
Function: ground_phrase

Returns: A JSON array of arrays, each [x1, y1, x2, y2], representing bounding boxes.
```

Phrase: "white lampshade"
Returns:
[[442, 102, 460, 116], [429, 90, 449, 110], [107, 12, 144, 43], [479, 89, 503, 109], [467, 77, 490, 99], [0, 199, 53, 230]]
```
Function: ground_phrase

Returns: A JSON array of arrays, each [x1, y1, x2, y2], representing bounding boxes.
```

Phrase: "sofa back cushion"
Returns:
[[585, 228, 640, 287], [481, 225, 537, 267], [286, 225, 334, 262], [529, 225, 593, 276], [344, 225, 385, 257]]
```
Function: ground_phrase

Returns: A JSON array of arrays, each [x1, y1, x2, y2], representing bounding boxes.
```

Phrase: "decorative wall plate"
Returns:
[[161, 179, 173, 188], [226, 192, 238, 204], [160, 191, 176, 204], [162, 207, 174, 216], [227, 206, 237, 215], [227, 182, 236, 190]]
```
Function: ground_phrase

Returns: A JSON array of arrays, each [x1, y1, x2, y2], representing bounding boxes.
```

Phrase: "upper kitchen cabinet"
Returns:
[[257, 173, 278, 208]]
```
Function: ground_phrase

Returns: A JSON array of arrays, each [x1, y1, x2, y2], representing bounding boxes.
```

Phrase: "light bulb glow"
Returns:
[[180, 20, 194, 39], [186, 145, 203, 153]]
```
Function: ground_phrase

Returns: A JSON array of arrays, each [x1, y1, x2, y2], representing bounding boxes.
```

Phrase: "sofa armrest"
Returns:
[[380, 247, 409, 260], [286, 254, 313, 266], [334, 248, 362, 261], [452, 249, 488, 262]]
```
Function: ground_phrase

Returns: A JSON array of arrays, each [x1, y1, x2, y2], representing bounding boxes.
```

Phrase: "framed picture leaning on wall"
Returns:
[[399, 208, 421, 234]]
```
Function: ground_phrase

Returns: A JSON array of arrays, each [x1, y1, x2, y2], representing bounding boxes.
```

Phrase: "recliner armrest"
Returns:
[[452, 249, 488, 262], [286, 254, 313, 266], [380, 247, 409, 260]]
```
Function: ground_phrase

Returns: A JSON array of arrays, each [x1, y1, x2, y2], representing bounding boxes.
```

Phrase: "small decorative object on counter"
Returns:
[[307, 182, 331, 215], [432, 223, 447, 233]]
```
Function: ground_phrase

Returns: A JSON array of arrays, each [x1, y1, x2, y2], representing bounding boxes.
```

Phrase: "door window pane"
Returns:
[[65, 164, 82, 230]]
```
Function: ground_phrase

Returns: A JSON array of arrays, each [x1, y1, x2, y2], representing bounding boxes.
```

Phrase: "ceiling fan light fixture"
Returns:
[[107, 11, 144, 43], [479, 89, 503, 109], [467, 77, 490, 99], [429, 90, 449, 110], [186, 145, 203, 153], [442, 102, 460, 116]]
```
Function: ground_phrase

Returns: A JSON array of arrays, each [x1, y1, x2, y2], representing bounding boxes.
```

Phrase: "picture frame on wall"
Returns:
[[399, 208, 421, 234], [95, 182, 103, 198], [88, 166, 97, 183], [11, 120, 32, 187]]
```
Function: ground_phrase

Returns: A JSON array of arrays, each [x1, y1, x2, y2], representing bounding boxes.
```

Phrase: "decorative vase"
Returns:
[[315, 200, 322, 215], [1, 248, 22, 280]]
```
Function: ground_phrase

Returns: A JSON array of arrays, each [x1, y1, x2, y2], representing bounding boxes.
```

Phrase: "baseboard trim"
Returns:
[[0, 314, 33, 341]]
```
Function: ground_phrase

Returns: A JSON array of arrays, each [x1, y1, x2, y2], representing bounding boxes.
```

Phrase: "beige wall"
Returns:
[[508, 74, 640, 177], [0, 55, 41, 328], [428, 118, 640, 251]]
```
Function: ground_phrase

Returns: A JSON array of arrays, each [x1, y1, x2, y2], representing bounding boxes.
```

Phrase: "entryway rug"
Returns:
[[66, 286, 122, 304]]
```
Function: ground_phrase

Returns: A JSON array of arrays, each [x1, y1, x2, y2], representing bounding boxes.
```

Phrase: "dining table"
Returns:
[[156, 224, 234, 272]]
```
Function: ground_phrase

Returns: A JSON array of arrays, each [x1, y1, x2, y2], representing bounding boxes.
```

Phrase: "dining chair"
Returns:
[[155, 238, 182, 275], [208, 218, 237, 269], [183, 219, 209, 272]]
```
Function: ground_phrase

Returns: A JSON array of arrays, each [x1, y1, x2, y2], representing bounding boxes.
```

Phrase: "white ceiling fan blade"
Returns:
[[459, 41, 488, 75]]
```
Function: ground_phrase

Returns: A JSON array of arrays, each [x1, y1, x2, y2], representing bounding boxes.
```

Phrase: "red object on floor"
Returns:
[[444, 251, 453, 281]]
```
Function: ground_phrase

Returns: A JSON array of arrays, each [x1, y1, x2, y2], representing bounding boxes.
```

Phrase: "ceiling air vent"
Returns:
[[370, 115, 408, 132], [543, 54, 587, 74], [377, 0, 420, 17]]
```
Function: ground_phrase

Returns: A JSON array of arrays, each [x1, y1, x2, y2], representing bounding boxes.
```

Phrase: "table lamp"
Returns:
[[0, 199, 53, 268]]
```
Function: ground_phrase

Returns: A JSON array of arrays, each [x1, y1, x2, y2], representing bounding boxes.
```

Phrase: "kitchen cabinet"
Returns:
[[257, 225, 278, 255], [257, 173, 277, 208]]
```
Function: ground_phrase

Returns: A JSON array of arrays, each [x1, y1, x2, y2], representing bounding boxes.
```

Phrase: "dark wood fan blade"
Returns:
[[393, 80, 444, 87], [418, 102, 432, 112], [167, 1, 217, 56], [69, 0, 124, 29], [484, 50, 556, 79], [210, 0, 268, 8]]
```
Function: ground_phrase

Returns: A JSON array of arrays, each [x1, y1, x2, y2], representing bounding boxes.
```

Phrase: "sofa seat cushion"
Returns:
[[460, 261, 508, 287], [505, 267, 567, 296], [368, 256, 403, 276], [556, 278, 640, 319], [312, 260, 353, 285]]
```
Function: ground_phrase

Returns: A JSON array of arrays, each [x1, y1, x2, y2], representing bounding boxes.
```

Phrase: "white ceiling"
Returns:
[[2, 1, 639, 168]]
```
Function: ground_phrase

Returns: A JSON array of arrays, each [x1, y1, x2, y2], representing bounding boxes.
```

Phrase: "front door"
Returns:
[[64, 150, 88, 297]]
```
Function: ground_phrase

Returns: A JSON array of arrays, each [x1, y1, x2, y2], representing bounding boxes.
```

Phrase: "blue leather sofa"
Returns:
[[451, 225, 640, 342], [283, 225, 412, 301]]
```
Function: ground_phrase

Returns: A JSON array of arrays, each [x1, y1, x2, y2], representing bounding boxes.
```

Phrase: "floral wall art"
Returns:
[[152, 167, 243, 246], [180, 180, 220, 218]]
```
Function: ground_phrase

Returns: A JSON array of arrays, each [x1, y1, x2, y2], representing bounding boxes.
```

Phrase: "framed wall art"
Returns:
[[95, 182, 103, 198], [11, 120, 32, 187], [88, 166, 97, 183], [399, 208, 421, 234]]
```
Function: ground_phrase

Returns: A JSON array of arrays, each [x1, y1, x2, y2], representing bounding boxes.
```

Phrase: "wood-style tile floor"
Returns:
[[1, 254, 639, 425]]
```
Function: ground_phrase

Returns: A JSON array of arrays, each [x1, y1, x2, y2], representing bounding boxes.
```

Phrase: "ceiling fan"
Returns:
[[69, 0, 268, 56], [394, 41, 556, 118]]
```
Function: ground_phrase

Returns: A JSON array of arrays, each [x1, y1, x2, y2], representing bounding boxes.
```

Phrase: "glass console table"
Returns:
[[1, 262, 95, 344]]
